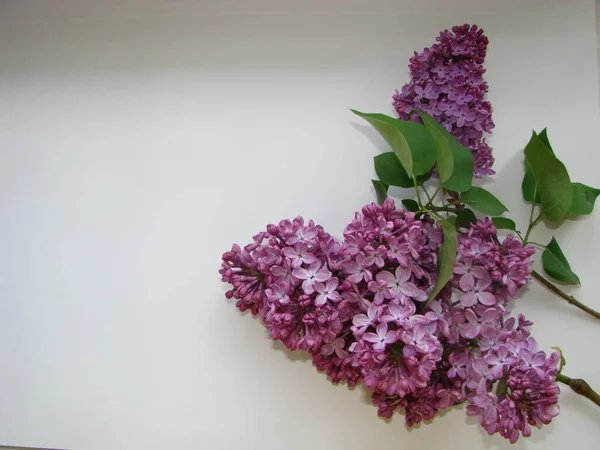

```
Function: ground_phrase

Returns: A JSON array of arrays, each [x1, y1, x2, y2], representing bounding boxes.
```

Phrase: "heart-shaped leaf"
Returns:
[[538, 128, 556, 155], [455, 209, 477, 230], [371, 180, 388, 205], [491, 217, 516, 231], [352, 110, 436, 177], [568, 182, 600, 215], [417, 111, 473, 192], [418, 112, 454, 183], [374, 152, 430, 188], [542, 237, 580, 285], [374, 152, 413, 188], [401, 199, 420, 212], [522, 128, 557, 204], [522, 158, 540, 204], [460, 186, 508, 216], [523, 132, 572, 222]]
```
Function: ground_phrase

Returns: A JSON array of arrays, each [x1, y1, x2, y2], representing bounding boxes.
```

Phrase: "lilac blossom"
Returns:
[[282, 243, 317, 268], [293, 262, 332, 295], [314, 278, 342, 306], [454, 257, 486, 291], [343, 253, 373, 284], [459, 307, 498, 339], [376, 266, 428, 302], [363, 322, 398, 351], [392, 24, 495, 177], [220, 198, 557, 443], [460, 276, 496, 307], [352, 302, 381, 335]]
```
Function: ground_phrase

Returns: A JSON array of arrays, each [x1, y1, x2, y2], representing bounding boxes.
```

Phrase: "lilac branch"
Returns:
[[556, 373, 600, 408], [531, 270, 600, 320]]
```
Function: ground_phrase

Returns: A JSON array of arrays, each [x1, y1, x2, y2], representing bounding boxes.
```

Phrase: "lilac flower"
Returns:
[[423, 300, 450, 336], [293, 262, 332, 294], [393, 24, 495, 177], [518, 349, 552, 379], [221, 199, 552, 441], [287, 226, 319, 245], [343, 253, 373, 284], [483, 346, 518, 379], [448, 87, 473, 105], [454, 257, 486, 291], [363, 322, 397, 351], [461, 240, 494, 259], [363, 245, 387, 268], [401, 326, 430, 354], [448, 351, 469, 379], [271, 258, 295, 285], [503, 262, 528, 298], [460, 276, 495, 307], [459, 308, 498, 339], [376, 266, 428, 302], [400, 225, 425, 260], [381, 302, 415, 325], [352, 302, 381, 335], [321, 337, 348, 358], [314, 278, 341, 306], [282, 243, 317, 268], [265, 282, 290, 305], [414, 82, 439, 101], [368, 279, 394, 304], [387, 236, 411, 266], [466, 390, 499, 431], [455, 104, 477, 127]]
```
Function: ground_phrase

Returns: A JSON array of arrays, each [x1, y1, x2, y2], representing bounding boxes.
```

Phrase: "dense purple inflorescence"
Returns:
[[220, 199, 560, 443], [392, 24, 495, 177]]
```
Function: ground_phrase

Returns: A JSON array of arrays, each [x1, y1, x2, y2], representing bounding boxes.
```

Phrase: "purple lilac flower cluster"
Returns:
[[220, 199, 560, 442], [392, 24, 495, 177]]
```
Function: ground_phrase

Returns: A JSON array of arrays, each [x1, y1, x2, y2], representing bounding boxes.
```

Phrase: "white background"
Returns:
[[1, 1, 599, 449]]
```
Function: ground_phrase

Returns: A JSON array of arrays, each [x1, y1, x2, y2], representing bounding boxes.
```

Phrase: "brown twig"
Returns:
[[531, 270, 600, 320], [556, 373, 600, 407]]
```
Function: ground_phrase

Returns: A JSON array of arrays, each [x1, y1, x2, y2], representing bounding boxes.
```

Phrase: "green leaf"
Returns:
[[401, 199, 420, 212], [352, 110, 413, 175], [542, 237, 580, 285], [495, 378, 508, 398], [522, 128, 556, 204], [491, 217, 516, 231], [352, 111, 437, 177], [417, 111, 473, 192], [455, 209, 477, 230], [538, 128, 556, 155], [373, 152, 413, 188], [446, 215, 457, 227], [568, 182, 600, 215], [522, 158, 540, 203], [443, 140, 474, 193], [426, 221, 458, 305], [373, 152, 430, 188], [524, 132, 572, 222], [460, 186, 508, 216], [394, 120, 436, 176], [371, 180, 388, 205], [418, 112, 453, 183]]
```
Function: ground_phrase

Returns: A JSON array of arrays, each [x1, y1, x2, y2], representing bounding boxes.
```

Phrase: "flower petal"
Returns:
[[362, 332, 380, 344], [478, 291, 496, 306], [459, 272, 475, 291], [460, 291, 477, 307]]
